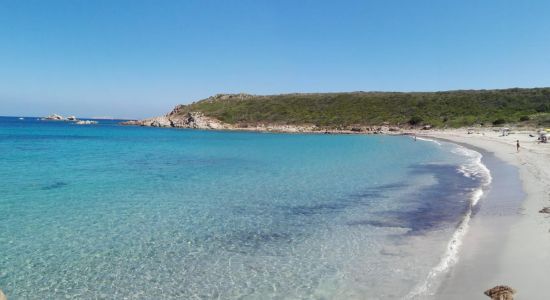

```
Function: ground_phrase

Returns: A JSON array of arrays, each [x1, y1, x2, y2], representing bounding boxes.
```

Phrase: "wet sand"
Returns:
[[421, 129, 550, 299]]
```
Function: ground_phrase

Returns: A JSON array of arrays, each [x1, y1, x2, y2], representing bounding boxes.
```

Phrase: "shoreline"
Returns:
[[418, 129, 550, 299], [404, 137, 495, 299]]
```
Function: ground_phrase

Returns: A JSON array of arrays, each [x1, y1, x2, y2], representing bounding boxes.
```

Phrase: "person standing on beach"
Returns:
[[517, 140, 520, 152]]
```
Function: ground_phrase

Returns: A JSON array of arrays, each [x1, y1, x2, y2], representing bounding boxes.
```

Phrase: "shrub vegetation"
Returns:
[[173, 88, 550, 128]]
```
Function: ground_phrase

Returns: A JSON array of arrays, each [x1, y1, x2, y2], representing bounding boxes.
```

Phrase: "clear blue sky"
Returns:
[[1, 0, 549, 119]]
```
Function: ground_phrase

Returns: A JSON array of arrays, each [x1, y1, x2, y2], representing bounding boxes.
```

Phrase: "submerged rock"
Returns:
[[0, 289, 6, 300], [484, 285, 516, 299]]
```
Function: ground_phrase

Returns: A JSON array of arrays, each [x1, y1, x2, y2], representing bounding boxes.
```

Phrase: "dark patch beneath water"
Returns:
[[214, 164, 483, 254], [348, 219, 410, 229], [206, 229, 297, 255], [128, 153, 252, 170], [372, 182, 409, 190], [348, 163, 483, 234], [288, 202, 352, 216], [41, 181, 68, 190], [349, 183, 406, 199], [282, 182, 405, 217]]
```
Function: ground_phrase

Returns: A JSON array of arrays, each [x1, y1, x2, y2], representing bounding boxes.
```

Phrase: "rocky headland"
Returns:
[[120, 95, 407, 134], [120, 88, 550, 133], [120, 111, 405, 134]]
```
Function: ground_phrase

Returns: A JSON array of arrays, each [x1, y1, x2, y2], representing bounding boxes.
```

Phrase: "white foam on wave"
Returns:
[[452, 146, 492, 184], [415, 137, 442, 146], [405, 143, 491, 299]]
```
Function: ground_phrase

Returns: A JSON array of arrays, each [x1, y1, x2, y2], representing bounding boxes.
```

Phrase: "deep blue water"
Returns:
[[0, 117, 488, 299]]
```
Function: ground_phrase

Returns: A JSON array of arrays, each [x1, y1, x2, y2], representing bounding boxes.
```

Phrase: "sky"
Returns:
[[1, 0, 550, 119]]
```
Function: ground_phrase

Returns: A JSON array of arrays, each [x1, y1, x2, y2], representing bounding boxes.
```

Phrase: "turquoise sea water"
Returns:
[[0, 117, 489, 299]]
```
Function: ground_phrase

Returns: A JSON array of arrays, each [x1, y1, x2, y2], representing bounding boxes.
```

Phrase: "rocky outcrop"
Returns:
[[141, 116, 173, 127], [44, 114, 64, 120], [42, 114, 79, 121], [118, 120, 142, 126], [121, 112, 227, 130], [123, 116, 171, 127], [172, 112, 227, 129], [484, 285, 515, 299]]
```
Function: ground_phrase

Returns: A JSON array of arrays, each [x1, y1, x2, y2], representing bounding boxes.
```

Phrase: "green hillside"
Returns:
[[174, 88, 550, 128]]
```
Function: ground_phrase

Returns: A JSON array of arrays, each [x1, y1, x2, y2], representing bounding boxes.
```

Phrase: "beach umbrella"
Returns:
[[484, 285, 516, 299]]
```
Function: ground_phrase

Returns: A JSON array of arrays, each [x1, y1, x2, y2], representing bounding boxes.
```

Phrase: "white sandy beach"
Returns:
[[418, 128, 550, 299]]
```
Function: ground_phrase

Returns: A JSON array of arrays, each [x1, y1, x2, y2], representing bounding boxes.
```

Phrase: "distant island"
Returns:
[[122, 87, 550, 132]]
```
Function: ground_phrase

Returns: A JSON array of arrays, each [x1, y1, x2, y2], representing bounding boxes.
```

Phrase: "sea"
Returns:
[[0, 116, 491, 299]]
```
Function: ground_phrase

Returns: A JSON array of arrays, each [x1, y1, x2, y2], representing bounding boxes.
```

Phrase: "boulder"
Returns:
[[170, 112, 225, 129], [539, 207, 550, 214], [44, 114, 64, 120], [144, 116, 172, 127], [484, 285, 516, 299]]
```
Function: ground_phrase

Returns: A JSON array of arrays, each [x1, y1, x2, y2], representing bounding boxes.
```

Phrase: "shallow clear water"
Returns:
[[0, 117, 488, 299]]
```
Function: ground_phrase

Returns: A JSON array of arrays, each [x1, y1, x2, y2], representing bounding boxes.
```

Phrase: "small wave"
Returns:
[[416, 137, 442, 146], [405, 144, 491, 299], [451, 145, 492, 187]]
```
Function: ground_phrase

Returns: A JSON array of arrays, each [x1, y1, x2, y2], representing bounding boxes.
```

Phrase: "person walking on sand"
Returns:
[[516, 140, 520, 152]]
